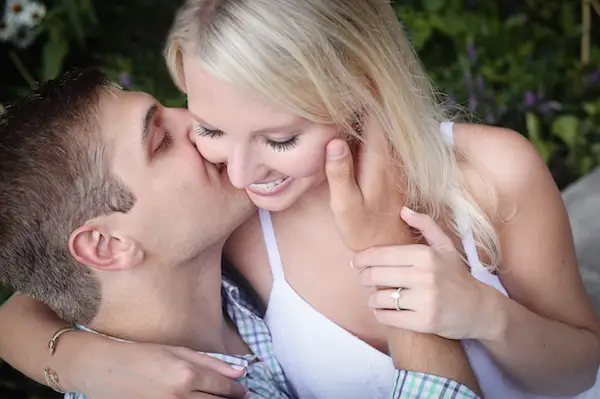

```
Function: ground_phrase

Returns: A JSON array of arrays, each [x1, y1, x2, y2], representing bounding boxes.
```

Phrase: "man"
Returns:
[[0, 68, 294, 399]]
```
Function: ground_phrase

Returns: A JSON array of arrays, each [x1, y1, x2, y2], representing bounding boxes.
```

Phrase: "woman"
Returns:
[[1, 0, 599, 398]]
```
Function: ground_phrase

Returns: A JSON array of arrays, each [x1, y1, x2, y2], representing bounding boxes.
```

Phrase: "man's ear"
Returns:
[[69, 224, 144, 271]]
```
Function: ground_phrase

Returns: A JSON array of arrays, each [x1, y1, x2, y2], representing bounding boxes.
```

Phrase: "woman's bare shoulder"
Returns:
[[451, 122, 554, 222]]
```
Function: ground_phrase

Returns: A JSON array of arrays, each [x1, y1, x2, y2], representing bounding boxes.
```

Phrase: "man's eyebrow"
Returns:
[[141, 103, 159, 150]]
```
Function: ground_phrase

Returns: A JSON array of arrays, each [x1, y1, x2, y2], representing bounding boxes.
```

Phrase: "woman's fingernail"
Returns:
[[402, 206, 416, 214], [350, 258, 355, 268], [327, 141, 346, 159]]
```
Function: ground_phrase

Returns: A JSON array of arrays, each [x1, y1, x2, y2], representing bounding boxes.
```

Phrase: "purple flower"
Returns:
[[468, 95, 478, 111], [538, 101, 561, 114], [464, 69, 473, 93], [588, 69, 600, 85], [476, 74, 485, 93], [467, 43, 477, 63], [119, 72, 133, 88], [524, 91, 536, 108]]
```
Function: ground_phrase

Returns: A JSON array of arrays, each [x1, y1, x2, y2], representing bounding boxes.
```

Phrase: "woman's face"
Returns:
[[182, 55, 339, 211]]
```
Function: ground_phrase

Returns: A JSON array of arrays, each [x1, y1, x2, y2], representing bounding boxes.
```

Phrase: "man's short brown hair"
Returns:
[[0, 69, 135, 324]]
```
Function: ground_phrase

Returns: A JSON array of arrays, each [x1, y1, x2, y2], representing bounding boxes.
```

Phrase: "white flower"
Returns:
[[12, 24, 35, 48], [16, 1, 46, 28], [2, 1, 45, 48], [0, 17, 18, 42], [5, 0, 32, 19]]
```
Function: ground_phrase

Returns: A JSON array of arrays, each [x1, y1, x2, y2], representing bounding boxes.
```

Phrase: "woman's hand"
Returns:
[[64, 332, 248, 398], [355, 207, 498, 340], [324, 137, 496, 340]]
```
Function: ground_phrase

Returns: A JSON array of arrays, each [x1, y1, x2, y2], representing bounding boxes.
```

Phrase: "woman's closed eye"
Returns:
[[263, 136, 298, 151], [195, 124, 299, 152], [195, 124, 223, 139]]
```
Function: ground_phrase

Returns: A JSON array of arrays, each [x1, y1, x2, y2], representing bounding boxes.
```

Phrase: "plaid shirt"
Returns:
[[64, 275, 294, 399], [64, 274, 478, 399]]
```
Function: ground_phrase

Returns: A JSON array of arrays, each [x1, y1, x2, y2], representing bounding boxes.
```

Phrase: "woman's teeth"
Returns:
[[249, 177, 288, 191]]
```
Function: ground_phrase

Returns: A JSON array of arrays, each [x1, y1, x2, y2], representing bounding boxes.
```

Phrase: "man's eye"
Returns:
[[156, 132, 172, 152]]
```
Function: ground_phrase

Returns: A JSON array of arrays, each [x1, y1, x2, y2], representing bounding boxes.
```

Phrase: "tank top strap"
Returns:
[[258, 208, 286, 281], [440, 121, 488, 273], [440, 121, 455, 144]]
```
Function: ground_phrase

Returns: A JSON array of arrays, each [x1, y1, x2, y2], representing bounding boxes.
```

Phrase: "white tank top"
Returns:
[[259, 122, 595, 399]]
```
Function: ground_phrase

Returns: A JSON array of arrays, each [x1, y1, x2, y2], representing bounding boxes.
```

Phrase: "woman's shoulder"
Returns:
[[451, 122, 556, 222], [452, 122, 543, 182]]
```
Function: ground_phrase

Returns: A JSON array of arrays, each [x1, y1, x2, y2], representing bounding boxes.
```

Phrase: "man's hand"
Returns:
[[325, 132, 407, 251]]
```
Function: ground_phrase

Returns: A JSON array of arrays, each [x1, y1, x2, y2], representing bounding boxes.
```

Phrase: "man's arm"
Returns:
[[324, 138, 481, 394], [387, 330, 481, 396], [390, 369, 480, 398]]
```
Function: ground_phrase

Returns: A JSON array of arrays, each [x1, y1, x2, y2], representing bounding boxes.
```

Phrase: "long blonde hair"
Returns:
[[164, 0, 501, 269]]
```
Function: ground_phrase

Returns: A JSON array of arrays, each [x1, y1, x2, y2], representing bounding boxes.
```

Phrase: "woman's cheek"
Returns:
[[287, 144, 328, 177], [194, 138, 224, 165]]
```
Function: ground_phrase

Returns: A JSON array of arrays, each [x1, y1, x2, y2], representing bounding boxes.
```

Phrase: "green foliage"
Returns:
[[0, 0, 185, 105], [394, 0, 600, 187]]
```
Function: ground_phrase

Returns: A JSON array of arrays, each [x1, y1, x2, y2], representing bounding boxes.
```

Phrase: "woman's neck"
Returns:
[[280, 177, 332, 218]]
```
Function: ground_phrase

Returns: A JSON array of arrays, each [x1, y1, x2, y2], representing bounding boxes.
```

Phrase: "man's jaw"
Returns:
[[87, 249, 233, 354]]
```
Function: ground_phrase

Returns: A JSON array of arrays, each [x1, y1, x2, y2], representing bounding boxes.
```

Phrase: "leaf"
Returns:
[[423, 0, 446, 13], [163, 97, 187, 108], [583, 102, 599, 116], [80, 0, 98, 25], [504, 13, 527, 30], [551, 115, 579, 150], [430, 13, 465, 36], [579, 156, 595, 175], [42, 38, 69, 81], [592, 144, 600, 163], [62, 0, 85, 44], [525, 112, 555, 163], [525, 112, 541, 141], [560, 2, 576, 32], [407, 18, 433, 50]]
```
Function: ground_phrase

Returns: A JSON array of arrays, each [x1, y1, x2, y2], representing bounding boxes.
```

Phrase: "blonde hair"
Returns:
[[165, 0, 501, 269]]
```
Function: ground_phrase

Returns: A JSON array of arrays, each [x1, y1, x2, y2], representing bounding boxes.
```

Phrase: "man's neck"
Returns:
[[88, 245, 249, 355]]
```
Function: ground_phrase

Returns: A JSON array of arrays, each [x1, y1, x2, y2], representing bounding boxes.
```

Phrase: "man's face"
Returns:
[[98, 89, 254, 263]]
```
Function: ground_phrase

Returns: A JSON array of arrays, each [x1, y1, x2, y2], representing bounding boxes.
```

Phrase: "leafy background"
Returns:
[[0, 0, 599, 397]]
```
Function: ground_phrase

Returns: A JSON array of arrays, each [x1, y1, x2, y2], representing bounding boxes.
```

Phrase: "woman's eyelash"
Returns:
[[195, 123, 298, 151], [265, 136, 298, 151], [195, 124, 223, 138]]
